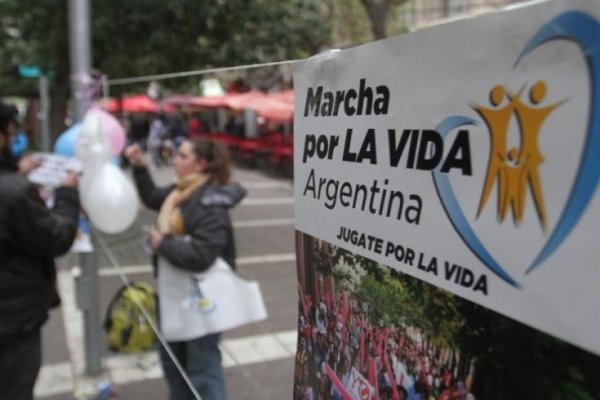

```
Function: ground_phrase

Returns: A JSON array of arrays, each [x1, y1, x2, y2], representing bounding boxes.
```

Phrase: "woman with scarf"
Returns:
[[125, 137, 246, 400]]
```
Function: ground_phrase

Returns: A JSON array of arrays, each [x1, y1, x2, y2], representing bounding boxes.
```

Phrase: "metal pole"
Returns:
[[79, 241, 102, 375], [38, 76, 50, 152], [68, 0, 102, 375], [69, 0, 91, 120], [102, 77, 109, 100]]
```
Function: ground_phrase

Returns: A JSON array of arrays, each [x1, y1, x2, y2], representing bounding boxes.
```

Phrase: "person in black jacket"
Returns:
[[125, 137, 246, 400], [0, 102, 80, 400]]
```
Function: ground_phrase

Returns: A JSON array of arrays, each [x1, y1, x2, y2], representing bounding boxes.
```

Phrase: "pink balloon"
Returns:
[[88, 108, 126, 156]]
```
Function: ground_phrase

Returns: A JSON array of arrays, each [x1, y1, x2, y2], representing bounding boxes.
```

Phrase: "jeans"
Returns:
[[160, 333, 226, 400], [0, 330, 41, 400]]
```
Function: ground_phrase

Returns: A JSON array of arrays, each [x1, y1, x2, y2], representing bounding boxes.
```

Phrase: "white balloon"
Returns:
[[76, 112, 114, 207], [76, 113, 112, 178], [83, 163, 139, 234]]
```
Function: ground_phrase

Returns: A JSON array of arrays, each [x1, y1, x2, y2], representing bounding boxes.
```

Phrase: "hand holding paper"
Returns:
[[27, 153, 83, 188]]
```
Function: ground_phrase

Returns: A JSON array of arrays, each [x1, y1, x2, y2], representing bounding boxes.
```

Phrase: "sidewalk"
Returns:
[[35, 162, 299, 399]]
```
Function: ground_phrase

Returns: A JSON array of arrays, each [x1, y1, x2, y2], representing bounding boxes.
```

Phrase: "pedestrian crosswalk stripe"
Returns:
[[238, 253, 297, 265], [240, 181, 292, 189], [234, 217, 294, 228], [241, 197, 294, 206], [95, 252, 296, 277], [35, 329, 298, 398]]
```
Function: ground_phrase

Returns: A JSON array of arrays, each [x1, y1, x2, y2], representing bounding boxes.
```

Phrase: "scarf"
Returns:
[[156, 173, 208, 235]]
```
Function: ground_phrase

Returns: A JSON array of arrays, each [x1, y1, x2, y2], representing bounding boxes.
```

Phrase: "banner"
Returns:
[[293, 0, 600, 399]]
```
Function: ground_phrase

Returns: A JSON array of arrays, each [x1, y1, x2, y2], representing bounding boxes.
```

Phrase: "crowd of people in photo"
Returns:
[[295, 285, 476, 400]]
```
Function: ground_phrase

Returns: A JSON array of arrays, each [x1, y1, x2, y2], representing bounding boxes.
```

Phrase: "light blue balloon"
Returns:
[[53, 123, 82, 157]]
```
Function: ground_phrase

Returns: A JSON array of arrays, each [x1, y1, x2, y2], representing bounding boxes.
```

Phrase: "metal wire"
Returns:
[[94, 227, 204, 400], [108, 59, 301, 86]]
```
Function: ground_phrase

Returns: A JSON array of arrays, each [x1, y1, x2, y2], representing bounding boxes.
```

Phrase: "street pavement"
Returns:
[[35, 160, 298, 399]]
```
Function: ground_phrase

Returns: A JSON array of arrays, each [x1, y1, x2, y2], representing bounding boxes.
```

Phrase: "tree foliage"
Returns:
[[355, 271, 411, 327], [321, 244, 464, 346], [92, 0, 331, 94], [0, 0, 414, 140], [359, 0, 411, 40], [0, 0, 70, 139], [324, 0, 412, 48], [316, 242, 600, 398], [0, 0, 67, 81], [0, 0, 332, 138]]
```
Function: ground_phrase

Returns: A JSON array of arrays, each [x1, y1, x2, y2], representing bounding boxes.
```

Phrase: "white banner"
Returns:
[[293, 0, 600, 356], [348, 367, 374, 400]]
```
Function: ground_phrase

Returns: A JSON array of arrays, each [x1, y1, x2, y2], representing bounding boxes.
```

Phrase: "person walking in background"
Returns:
[[0, 102, 80, 400], [124, 137, 246, 400], [130, 113, 151, 150], [169, 109, 188, 149], [148, 113, 167, 167]]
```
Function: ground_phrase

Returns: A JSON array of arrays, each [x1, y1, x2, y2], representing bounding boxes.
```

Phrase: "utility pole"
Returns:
[[68, 0, 102, 376], [38, 75, 50, 152]]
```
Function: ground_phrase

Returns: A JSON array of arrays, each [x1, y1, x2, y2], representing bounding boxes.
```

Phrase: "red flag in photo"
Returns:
[[368, 357, 380, 400]]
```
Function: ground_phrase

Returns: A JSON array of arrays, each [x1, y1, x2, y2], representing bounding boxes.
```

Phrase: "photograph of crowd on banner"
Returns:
[[293, 232, 600, 400]]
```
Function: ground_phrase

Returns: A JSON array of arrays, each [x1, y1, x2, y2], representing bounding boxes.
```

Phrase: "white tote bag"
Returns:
[[158, 257, 268, 341]]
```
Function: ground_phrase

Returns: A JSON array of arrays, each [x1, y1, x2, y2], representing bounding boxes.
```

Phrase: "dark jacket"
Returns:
[[0, 159, 80, 345], [132, 166, 246, 272]]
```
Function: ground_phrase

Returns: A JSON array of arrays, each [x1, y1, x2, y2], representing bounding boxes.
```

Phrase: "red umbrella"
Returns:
[[168, 91, 267, 114], [189, 95, 230, 108], [161, 94, 202, 108], [159, 90, 294, 122], [251, 97, 294, 123], [224, 91, 294, 122], [222, 90, 269, 110], [269, 89, 294, 105], [97, 98, 119, 112], [97, 95, 174, 113], [122, 95, 160, 112]]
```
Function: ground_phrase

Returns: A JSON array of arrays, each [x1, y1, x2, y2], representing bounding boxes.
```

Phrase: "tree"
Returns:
[[359, 0, 411, 40], [92, 0, 331, 93], [321, 244, 464, 345], [0, 0, 70, 142], [0, 0, 332, 143], [323, 0, 411, 48]]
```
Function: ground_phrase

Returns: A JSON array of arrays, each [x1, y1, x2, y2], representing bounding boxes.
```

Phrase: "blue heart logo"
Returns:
[[433, 11, 600, 288]]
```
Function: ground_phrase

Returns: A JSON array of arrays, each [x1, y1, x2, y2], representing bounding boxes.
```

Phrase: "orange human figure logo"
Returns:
[[472, 81, 564, 231]]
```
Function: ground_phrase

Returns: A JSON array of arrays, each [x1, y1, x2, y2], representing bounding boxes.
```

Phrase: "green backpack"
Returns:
[[103, 282, 158, 353]]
